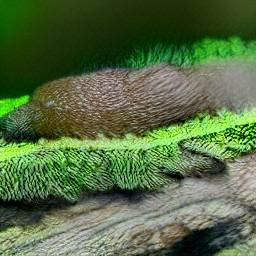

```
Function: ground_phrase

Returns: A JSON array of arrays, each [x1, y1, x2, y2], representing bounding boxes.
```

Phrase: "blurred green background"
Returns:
[[1, 0, 256, 98]]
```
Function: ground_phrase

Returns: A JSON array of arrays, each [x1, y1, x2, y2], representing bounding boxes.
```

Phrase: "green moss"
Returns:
[[1, 97, 256, 201], [0, 95, 29, 117], [217, 236, 256, 256], [123, 37, 256, 68], [1, 37, 256, 201]]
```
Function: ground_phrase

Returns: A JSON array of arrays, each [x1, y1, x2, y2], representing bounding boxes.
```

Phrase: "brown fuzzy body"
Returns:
[[29, 64, 212, 139], [2, 59, 256, 141]]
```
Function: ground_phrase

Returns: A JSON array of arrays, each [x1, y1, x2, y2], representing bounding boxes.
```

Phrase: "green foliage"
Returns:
[[0, 95, 29, 117], [123, 37, 256, 68], [1, 97, 256, 201], [123, 43, 192, 68], [1, 37, 256, 201]]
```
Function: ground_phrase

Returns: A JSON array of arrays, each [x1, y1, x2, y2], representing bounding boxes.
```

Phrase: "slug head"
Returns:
[[0, 104, 39, 143]]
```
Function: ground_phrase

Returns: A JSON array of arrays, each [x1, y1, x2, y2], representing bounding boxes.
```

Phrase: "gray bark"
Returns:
[[1, 153, 256, 255]]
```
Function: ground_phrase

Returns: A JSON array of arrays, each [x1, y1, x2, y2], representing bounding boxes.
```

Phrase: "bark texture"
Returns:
[[1, 153, 256, 255]]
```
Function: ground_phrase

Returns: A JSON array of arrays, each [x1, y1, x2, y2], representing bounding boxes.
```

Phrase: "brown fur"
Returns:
[[1, 58, 256, 141]]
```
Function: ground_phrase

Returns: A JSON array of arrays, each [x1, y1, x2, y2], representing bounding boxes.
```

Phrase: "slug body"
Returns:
[[1, 59, 256, 142]]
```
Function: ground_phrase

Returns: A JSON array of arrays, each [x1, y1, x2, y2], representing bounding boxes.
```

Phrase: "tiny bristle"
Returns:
[[1, 38, 256, 201]]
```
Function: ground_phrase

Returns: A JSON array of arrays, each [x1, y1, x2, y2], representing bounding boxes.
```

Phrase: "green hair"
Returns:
[[1, 37, 256, 202], [1, 106, 256, 201]]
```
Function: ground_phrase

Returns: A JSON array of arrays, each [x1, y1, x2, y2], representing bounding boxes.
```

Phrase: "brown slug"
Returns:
[[1, 59, 256, 142]]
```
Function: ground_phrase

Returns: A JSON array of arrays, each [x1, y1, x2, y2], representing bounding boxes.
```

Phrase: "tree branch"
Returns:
[[1, 153, 256, 255]]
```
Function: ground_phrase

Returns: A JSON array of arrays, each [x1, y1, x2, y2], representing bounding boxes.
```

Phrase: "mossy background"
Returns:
[[2, 2, 256, 254], [1, 32, 256, 201], [1, 0, 256, 202], [1, 0, 256, 98]]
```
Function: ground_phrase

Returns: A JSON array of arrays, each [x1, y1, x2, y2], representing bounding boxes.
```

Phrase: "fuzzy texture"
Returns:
[[2, 59, 256, 142], [0, 105, 256, 201], [1, 37, 256, 201], [2, 37, 256, 142]]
